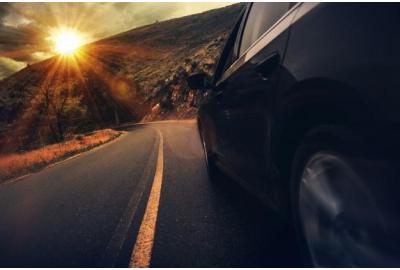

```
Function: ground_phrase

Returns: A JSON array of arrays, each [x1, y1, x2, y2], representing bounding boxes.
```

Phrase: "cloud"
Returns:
[[0, 3, 51, 63], [0, 56, 26, 79], [0, 23, 50, 61], [0, 3, 11, 20]]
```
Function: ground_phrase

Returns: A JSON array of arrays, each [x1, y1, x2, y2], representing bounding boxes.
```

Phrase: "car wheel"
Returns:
[[291, 126, 400, 267], [198, 120, 220, 181]]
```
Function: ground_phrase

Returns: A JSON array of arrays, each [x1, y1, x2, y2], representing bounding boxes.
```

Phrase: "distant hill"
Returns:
[[0, 4, 243, 152]]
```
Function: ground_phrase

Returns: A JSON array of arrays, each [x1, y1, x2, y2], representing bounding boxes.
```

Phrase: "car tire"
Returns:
[[290, 126, 400, 267], [198, 120, 220, 181]]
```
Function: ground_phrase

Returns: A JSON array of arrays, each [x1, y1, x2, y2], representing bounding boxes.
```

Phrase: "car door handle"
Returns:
[[255, 52, 280, 80]]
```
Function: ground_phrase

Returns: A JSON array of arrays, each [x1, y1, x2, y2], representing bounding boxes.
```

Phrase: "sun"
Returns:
[[53, 29, 83, 55]]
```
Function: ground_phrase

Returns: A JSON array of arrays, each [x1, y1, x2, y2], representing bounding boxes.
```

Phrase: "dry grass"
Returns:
[[0, 129, 123, 182]]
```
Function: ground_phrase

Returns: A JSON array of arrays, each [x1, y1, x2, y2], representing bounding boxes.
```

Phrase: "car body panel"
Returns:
[[198, 2, 400, 209], [283, 3, 400, 125]]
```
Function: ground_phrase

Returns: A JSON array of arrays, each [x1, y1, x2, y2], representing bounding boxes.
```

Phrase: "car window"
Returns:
[[220, 6, 249, 73], [221, 12, 247, 73], [212, 25, 239, 83], [212, 4, 248, 83], [239, 3, 289, 56], [221, 42, 235, 73]]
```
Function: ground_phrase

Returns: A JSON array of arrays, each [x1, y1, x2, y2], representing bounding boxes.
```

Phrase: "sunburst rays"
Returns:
[[0, 3, 156, 153]]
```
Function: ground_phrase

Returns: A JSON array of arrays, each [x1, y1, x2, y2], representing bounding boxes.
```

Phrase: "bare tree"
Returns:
[[29, 79, 82, 142]]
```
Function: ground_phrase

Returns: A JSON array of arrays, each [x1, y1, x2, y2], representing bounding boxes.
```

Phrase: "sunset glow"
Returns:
[[53, 29, 84, 55], [0, 3, 231, 79]]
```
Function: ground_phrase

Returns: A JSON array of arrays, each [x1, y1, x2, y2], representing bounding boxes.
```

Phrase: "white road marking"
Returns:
[[130, 129, 164, 268]]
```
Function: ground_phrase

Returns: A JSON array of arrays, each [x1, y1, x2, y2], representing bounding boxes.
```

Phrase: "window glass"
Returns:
[[222, 43, 235, 73], [213, 5, 247, 81], [239, 3, 289, 55]]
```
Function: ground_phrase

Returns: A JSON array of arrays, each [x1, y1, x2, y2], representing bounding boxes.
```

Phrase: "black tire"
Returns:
[[290, 126, 400, 267], [198, 120, 220, 181]]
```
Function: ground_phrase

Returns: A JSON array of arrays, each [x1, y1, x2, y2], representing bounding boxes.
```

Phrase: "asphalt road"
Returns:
[[0, 120, 301, 267]]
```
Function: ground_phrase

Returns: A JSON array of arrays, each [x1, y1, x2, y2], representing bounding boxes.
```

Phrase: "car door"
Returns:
[[213, 3, 297, 193], [201, 5, 248, 169]]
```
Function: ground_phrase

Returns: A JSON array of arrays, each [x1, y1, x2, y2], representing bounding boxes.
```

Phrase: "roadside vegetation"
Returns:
[[0, 129, 123, 182]]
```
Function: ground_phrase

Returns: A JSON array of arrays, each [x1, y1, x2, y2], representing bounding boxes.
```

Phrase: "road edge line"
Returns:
[[0, 132, 128, 188]]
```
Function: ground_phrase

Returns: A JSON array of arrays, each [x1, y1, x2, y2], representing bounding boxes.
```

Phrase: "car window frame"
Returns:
[[232, 3, 253, 65], [237, 2, 291, 57], [212, 4, 250, 85], [216, 2, 301, 86]]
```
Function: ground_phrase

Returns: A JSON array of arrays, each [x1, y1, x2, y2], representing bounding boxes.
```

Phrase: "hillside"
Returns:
[[0, 4, 243, 153]]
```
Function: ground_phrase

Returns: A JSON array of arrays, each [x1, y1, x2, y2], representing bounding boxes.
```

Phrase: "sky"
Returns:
[[0, 2, 232, 79]]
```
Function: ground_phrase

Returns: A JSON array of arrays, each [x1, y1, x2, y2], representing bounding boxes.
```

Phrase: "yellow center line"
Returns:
[[129, 129, 164, 268]]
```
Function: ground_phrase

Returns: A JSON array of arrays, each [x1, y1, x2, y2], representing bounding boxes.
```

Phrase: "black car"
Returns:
[[188, 2, 400, 267]]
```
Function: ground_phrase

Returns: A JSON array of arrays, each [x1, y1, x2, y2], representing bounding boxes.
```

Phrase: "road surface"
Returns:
[[0, 120, 300, 267]]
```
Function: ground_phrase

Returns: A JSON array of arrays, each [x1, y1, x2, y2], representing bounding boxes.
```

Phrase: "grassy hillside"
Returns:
[[0, 4, 243, 153]]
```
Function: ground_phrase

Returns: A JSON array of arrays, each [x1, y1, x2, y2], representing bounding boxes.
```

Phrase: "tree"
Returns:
[[30, 79, 83, 142]]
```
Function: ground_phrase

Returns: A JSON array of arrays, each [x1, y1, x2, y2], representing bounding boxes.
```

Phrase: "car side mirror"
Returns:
[[187, 73, 212, 90]]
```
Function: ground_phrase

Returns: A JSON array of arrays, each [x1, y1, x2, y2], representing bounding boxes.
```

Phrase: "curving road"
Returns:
[[0, 120, 300, 267]]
